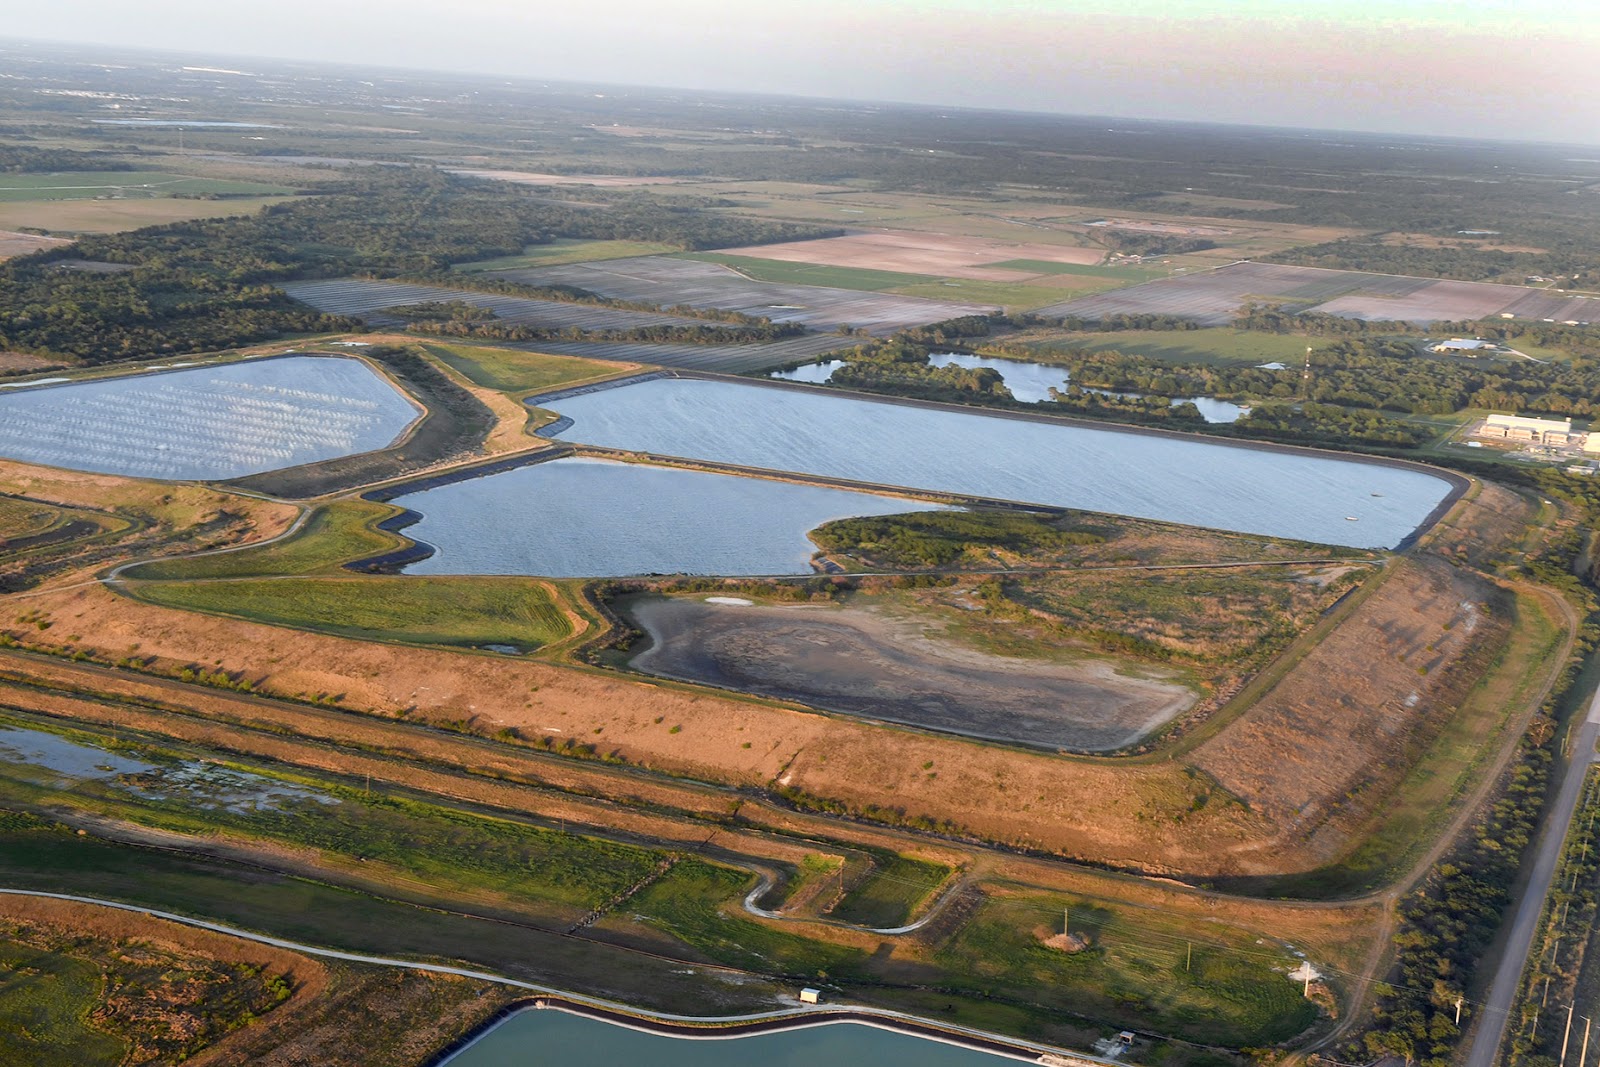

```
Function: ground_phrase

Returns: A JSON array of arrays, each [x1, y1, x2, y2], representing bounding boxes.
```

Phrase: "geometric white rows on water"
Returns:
[[0, 356, 419, 480]]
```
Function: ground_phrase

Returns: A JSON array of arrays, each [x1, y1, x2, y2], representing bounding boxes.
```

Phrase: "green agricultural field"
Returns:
[[891, 278, 1083, 310], [935, 894, 1318, 1047], [130, 575, 574, 650], [451, 239, 678, 272], [680, 251, 937, 291], [1023, 327, 1326, 366], [0, 937, 124, 1066], [0, 171, 294, 202], [830, 852, 951, 929], [422, 341, 625, 395], [985, 258, 1164, 282]]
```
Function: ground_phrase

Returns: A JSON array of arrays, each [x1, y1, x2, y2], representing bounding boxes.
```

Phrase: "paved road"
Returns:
[[1465, 689, 1600, 1067]]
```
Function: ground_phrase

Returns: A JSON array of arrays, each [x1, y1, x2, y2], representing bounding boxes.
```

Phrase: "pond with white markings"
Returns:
[[541, 377, 1455, 549], [0, 356, 419, 481]]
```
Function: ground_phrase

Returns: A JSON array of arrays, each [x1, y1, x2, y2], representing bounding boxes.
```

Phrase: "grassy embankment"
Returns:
[[121, 499, 585, 652], [418, 340, 629, 398], [0, 711, 1329, 1050]]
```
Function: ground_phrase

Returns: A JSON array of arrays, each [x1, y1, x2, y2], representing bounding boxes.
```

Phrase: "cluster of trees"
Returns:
[[1265, 236, 1595, 286], [828, 358, 1009, 401], [810, 511, 1106, 568], [0, 168, 833, 361], [0, 145, 130, 172], [1094, 230, 1217, 258], [1037, 339, 1600, 418], [385, 300, 498, 322], [1237, 402, 1430, 447], [1048, 385, 1204, 424]]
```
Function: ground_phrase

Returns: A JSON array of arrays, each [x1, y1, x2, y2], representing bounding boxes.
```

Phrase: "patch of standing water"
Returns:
[[0, 725, 156, 780], [0, 356, 420, 481], [0, 724, 335, 813], [541, 377, 1454, 550], [442, 1012, 1027, 1067], [926, 352, 1247, 422], [770, 359, 848, 384], [392, 456, 946, 577]]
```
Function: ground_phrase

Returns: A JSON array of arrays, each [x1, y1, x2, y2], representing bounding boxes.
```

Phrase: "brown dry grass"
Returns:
[[0, 228, 69, 259], [1191, 555, 1504, 857]]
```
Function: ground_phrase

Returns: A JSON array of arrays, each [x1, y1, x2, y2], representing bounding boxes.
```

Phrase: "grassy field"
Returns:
[[421, 341, 626, 396], [934, 892, 1318, 1047], [1019, 328, 1325, 366], [125, 500, 396, 581], [608, 858, 865, 976], [451, 239, 677, 272], [0, 812, 785, 1018], [830, 852, 951, 928], [891, 278, 1085, 309], [130, 575, 574, 650], [0, 936, 125, 1065], [987, 258, 1163, 282], [0, 497, 65, 541], [0, 171, 294, 202], [0, 195, 298, 235], [680, 251, 938, 291]]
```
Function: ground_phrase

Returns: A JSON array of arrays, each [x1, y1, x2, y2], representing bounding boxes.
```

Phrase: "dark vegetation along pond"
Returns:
[[625, 596, 1193, 750], [542, 377, 1457, 549]]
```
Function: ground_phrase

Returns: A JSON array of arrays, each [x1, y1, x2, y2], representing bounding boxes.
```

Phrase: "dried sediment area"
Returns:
[[626, 596, 1194, 750]]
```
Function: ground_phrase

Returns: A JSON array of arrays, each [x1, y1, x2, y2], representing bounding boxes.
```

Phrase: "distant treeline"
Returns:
[[1264, 235, 1597, 287], [0, 168, 834, 361], [1002, 337, 1600, 417], [0, 144, 136, 173]]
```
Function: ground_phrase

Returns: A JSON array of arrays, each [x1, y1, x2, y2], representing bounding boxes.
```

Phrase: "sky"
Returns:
[[8, 0, 1599, 142]]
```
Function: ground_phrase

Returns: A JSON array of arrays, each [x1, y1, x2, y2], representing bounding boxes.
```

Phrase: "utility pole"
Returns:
[[1186, 942, 1192, 972], [1456, 997, 1464, 1027], [1563, 1004, 1576, 1067], [1579, 1016, 1591, 1067], [1063, 906, 1069, 937]]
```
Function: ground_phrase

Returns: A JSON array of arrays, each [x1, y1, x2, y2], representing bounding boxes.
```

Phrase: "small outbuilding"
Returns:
[[799, 987, 823, 1004]]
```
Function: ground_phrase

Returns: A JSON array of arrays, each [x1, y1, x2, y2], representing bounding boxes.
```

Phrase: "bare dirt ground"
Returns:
[[625, 596, 1194, 750], [0, 351, 60, 374], [0, 228, 68, 259], [1192, 555, 1502, 844], [717, 229, 1105, 280]]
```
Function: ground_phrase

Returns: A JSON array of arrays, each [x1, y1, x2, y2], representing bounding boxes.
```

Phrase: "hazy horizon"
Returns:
[[5, 1, 1597, 145]]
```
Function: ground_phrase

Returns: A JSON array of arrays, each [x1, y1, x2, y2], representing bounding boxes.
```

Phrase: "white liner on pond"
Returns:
[[543, 378, 1454, 549], [393, 457, 944, 577], [0, 356, 420, 480]]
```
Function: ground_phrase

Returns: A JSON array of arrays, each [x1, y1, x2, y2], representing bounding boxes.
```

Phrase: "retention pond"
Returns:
[[541, 377, 1456, 549], [391, 457, 943, 577], [444, 1011, 1028, 1067], [0, 355, 419, 481]]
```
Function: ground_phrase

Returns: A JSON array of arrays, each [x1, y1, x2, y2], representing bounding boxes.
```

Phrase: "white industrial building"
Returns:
[[1476, 413, 1583, 446]]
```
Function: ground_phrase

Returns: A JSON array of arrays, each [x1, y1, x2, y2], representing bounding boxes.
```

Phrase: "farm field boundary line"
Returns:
[[0, 889, 1096, 1067]]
